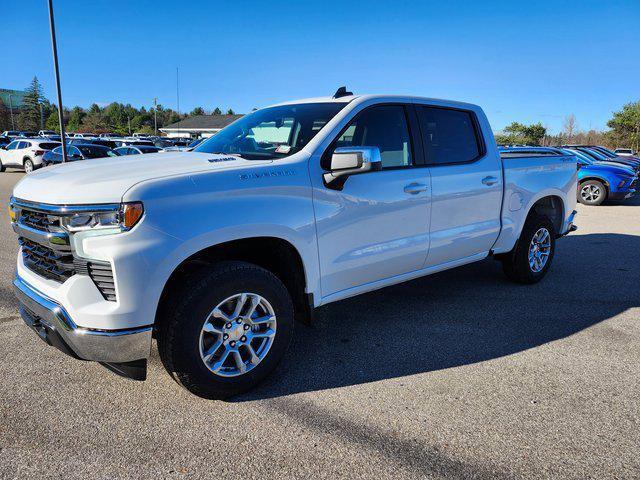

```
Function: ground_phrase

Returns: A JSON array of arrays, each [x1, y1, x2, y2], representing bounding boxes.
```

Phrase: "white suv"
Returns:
[[614, 148, 635, 157], [0, 138, 61, 173]]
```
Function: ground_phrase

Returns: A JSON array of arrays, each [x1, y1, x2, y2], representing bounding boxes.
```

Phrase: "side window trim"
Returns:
[[415, 104, 486, 167], [321, 103, 418, 171]]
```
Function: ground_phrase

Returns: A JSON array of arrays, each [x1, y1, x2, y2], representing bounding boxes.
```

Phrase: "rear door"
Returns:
[[415, 105, 503, 267]]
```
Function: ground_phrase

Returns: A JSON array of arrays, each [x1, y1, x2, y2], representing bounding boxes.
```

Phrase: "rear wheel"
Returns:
[[578, 180, 606, 206], [157, 261, 294, 399], [23, 158, 34, 174], [501, 214, 556, 284]]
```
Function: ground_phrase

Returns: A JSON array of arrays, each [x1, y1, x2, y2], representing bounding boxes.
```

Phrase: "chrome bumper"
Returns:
[[14, 275, 152, 364]]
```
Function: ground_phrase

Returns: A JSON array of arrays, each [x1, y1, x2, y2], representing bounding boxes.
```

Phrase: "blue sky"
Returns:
[[2, 0, 639, 133]]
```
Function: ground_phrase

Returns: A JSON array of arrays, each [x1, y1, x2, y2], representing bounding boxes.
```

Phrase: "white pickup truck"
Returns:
[[9, 91, 578, 398]]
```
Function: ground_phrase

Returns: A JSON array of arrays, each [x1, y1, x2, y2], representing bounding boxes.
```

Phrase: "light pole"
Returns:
[[176, 67, 180, 116], [8, 94, 15, 130], [153, 97, 158, 135], [47, 0, 68, 163]]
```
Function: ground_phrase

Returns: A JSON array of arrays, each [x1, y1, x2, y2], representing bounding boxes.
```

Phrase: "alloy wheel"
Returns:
[[198, 292, 277, 377], [580, 184, 601, 203], [528, 227, 551, 273]]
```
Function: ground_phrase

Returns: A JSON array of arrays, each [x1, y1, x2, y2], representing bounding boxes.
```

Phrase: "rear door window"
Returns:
[[416, 107, 482, 165]]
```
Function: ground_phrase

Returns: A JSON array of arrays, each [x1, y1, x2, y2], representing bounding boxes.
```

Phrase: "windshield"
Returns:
[[195, 103, 347, 159]]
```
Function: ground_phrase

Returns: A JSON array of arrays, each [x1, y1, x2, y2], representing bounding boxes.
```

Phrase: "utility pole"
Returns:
[[47, 0, 68, 163], [8, 94, 15, 130], [39, 104, 44, 130], [153, 97, 158, 135], [176, 67, 180, 116]]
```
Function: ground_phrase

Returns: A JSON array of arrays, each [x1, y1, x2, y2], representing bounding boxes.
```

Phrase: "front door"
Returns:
[[311, 104, 431, 298]]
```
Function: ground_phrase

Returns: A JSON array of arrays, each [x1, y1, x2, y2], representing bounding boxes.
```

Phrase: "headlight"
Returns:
[[61, 202, 144, 232]]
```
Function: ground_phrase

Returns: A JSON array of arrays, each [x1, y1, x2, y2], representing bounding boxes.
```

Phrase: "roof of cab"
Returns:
[[271, 94, 480, 110]]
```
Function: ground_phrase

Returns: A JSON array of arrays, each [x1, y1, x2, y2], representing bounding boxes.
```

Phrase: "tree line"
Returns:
[[0, 77, 238, 135], [495, 103, 640, 150]]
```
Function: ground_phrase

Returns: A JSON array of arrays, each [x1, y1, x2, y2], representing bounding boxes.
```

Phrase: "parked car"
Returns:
[[564, 146, 640, 172], [38, 130, 57, 137], [114, 138, 155, 147], [153, 138, 176, 149], [1, 131, 22, 138], [0, 139, 61, 172], [42, 144, 119, 166], [9, 92, 578, 397], [67, 138, 119, 149], [113, 145, 162, 155], [99, 133, 119, 138], [161, 138, 205, 152], [614, 148, 635, 157], [559, 149, 637, 205]]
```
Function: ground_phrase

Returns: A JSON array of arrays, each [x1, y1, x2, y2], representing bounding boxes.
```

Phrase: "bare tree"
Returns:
[[563, 114, 577, 143]]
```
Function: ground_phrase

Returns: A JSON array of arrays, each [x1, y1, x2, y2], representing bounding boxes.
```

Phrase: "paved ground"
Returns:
[[0, 170, 638, 479]]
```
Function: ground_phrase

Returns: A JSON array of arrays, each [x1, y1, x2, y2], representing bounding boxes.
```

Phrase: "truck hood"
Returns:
[[13, 152, 272, 205]]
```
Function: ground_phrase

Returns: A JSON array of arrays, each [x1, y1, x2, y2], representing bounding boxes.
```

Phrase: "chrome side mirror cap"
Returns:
[[323, 146, 382, 190]]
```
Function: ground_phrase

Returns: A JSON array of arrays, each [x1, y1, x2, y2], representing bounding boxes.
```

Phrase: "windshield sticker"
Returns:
[[275, 145, 291, 154]]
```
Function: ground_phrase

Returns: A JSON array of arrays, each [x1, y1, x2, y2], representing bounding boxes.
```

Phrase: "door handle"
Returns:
[[404, 183, 428, 195], [482, 176, 498, 186]]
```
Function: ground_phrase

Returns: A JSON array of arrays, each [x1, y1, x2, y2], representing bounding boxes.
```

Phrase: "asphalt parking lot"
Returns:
[[0, 171, 638, 479]]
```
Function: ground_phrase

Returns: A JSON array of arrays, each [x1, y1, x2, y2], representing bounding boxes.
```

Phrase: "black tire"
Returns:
[[23, 158, 34, 174], [157, 261, 294, 399], [501, 214, 556, 284], [578, 179, 607, 206]]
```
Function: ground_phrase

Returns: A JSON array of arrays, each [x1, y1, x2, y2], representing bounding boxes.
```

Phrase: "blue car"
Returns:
[[560, 149, 637, 205], [566, 146, 640, 172]]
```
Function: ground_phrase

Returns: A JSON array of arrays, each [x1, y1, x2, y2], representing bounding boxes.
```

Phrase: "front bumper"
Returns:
[[14, 275, 152, 365], [609, 188, 636, 200]]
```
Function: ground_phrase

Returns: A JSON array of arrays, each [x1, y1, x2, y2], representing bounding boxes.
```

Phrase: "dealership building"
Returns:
[[160, 114, 243, 138]]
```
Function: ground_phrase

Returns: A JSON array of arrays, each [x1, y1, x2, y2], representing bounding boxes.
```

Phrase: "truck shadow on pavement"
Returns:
[[237, 232, 640, 401]]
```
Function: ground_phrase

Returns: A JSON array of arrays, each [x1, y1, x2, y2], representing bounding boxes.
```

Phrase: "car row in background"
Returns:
[[0, 131, 206, 173], [500, 145, 638, 206]]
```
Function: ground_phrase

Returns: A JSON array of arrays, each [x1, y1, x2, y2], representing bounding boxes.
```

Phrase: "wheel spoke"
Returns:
[[245, 295, 261, 319], [231, 293, 248, 318], [211, 347, 231, 372], [202, 321, 223, 335], [232, 350, 246, 373], [211, 308, 231, 322], [202, 338, 224, 363], [245, 344, 260, 365], [250, 314, 275, 325], [252, 328, 276, 339]]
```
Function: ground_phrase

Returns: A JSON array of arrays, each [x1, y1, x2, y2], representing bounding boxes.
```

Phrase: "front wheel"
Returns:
[[578, 180, 606, 206], [157, 261, 294, 399], [501, 215, 556, 284]]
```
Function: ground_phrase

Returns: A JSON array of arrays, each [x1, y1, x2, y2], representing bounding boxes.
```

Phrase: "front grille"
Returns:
[[20, 210, 63, 232], [15, 203, 117, 301], [19, 237, 75, 282]]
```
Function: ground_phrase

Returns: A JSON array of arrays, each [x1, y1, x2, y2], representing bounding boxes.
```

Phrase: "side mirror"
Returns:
[[323, 146, 382, 190]]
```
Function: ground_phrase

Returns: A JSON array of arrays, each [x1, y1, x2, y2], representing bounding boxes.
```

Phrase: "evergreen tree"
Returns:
[[226, 108, 235, 115], [212, 107, 222, 115], [17, 76, 45, 131]]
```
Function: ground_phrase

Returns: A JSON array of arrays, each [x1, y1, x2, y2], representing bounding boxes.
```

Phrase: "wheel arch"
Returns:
[[155, 236, 312, 327], [523, 194, 565, 235]]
